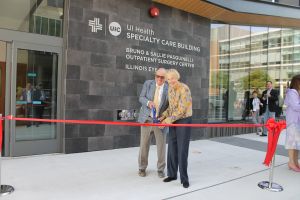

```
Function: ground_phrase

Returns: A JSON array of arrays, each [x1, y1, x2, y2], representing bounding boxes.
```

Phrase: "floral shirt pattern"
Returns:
[[162, 82, 192, 124]]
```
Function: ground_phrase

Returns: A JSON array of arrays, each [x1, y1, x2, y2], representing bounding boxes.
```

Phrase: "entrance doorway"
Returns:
[[11, 42, 63, 156], [0, 29, 63, 156]]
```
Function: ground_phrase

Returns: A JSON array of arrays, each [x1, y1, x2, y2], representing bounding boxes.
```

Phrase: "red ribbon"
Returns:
[[2, 115, 285, 166], [263, 118, 286, 166], [0, 115, 261, 153], [4, 115, 263, 128]]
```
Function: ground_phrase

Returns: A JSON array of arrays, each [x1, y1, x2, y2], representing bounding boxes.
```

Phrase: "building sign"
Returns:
[[88, 16, 201, 72]]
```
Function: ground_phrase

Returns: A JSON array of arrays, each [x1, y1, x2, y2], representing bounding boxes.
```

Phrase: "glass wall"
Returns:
[[0, 0, 64, 37], [209, 24, 229, 122], [209, 24, 300, 122], [229, 25, 251, 120]]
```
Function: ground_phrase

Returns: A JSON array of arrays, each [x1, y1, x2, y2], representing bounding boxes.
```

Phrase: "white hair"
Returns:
[[166, 69, 180, 80]]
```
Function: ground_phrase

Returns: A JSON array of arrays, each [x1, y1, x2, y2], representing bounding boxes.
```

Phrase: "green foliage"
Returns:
[[242, 69, 273, 90], [210, 71, 229, 89]]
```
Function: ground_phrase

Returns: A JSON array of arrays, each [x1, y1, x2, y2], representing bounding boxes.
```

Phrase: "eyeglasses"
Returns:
[[155, 75, 165, 79]]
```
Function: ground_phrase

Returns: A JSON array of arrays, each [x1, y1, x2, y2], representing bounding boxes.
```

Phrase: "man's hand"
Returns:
[[262, 94, 268, 100], [148, 101, 155, 109]]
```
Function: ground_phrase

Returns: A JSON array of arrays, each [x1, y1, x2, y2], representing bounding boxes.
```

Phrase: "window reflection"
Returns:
[[209, 24, 300, 122], [209, 24, 229, 122], [16, 49, 58, 141], [249, 27, 268, 106], [0, 0, 64, 37], [228, 26, 251, 120]]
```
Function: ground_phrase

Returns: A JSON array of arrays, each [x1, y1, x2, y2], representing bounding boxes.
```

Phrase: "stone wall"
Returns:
[[65, 0, 211, 153]]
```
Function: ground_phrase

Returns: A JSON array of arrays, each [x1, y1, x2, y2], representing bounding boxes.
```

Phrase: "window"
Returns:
[[0, 0, 64, 37], [209, 24, 300, 122], [32, 15, 62, 37]]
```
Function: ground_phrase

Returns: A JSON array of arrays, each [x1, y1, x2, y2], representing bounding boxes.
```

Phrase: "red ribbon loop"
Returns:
[[263, 118, 286, 166]]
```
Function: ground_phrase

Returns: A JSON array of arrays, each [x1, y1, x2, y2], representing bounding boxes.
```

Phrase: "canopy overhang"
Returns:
[[153, 0, 300, 28]]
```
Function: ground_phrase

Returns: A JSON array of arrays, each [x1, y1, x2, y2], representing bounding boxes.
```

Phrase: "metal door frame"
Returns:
[[0, 28, 63, 156]]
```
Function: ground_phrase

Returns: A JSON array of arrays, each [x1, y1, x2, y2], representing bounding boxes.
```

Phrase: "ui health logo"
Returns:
[[88, 18, 102, 33], [88, 18, 121, 37]]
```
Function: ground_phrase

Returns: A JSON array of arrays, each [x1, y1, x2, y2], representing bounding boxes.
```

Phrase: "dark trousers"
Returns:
[[34, 105, 45, 125], [167, 117, 192, 183], [25, 104, 33, 126]]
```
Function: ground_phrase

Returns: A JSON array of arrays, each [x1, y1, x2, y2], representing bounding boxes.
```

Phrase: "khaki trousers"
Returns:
[[138, 125, 166, 172]]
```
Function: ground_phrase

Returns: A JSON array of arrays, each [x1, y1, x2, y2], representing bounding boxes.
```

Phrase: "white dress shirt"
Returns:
[[252, 97, 261, 112]]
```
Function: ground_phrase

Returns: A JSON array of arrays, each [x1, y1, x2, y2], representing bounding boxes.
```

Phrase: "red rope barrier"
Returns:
[[0, 115, 285, 167], [4, 115, 262, 128]]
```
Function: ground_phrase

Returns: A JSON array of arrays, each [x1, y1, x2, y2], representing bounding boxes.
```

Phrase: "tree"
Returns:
[[242, 69, 273, 90]]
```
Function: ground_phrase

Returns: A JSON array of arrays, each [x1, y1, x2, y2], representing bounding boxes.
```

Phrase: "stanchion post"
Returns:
[[268, 156, 275, 189], [0, 114, 14, 196], [258, 119, 284, 192], [258, 154, 283, 192]]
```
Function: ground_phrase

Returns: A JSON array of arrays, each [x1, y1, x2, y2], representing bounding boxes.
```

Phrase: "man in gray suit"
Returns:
[[137, 68, 169, 178]]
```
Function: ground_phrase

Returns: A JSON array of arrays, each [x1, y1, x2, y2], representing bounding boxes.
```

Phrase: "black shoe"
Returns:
[[182, 181, 189, 188], [260, 134, 267, 137], [163, 177, 177, 182]]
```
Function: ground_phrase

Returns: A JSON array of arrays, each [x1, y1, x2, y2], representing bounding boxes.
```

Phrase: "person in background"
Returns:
[[242, 91, 251, 121], [159, 69, 192, 188], [254, 87, 262, 98], [137, 68, 169, 178], [261, 81, 278, 136], [284, 74, 300, 172], [224, 82, 237, 120], [276, 94, 284, 119], [250, 91, 263, 135], [33, 83, 46, 127], [20, 83, 34, 127]]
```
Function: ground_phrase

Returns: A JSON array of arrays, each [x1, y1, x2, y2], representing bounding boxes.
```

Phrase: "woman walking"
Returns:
[[284, 74, 300, 172]]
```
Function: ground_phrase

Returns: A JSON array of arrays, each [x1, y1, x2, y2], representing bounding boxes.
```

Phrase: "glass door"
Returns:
[[0, 41, 7, 153], [0, 41, 6, 116], [10, 41, 62, 156]]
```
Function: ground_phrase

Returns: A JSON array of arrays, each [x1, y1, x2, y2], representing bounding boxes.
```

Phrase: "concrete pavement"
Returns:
[[1, 132, 299, 200]]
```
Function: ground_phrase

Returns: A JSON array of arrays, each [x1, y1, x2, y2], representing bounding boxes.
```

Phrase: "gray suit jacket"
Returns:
[[137, 80, 169, 124]]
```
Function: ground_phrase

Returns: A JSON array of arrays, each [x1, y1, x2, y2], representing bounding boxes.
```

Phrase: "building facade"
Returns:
[[0, 0, 300, 156]]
